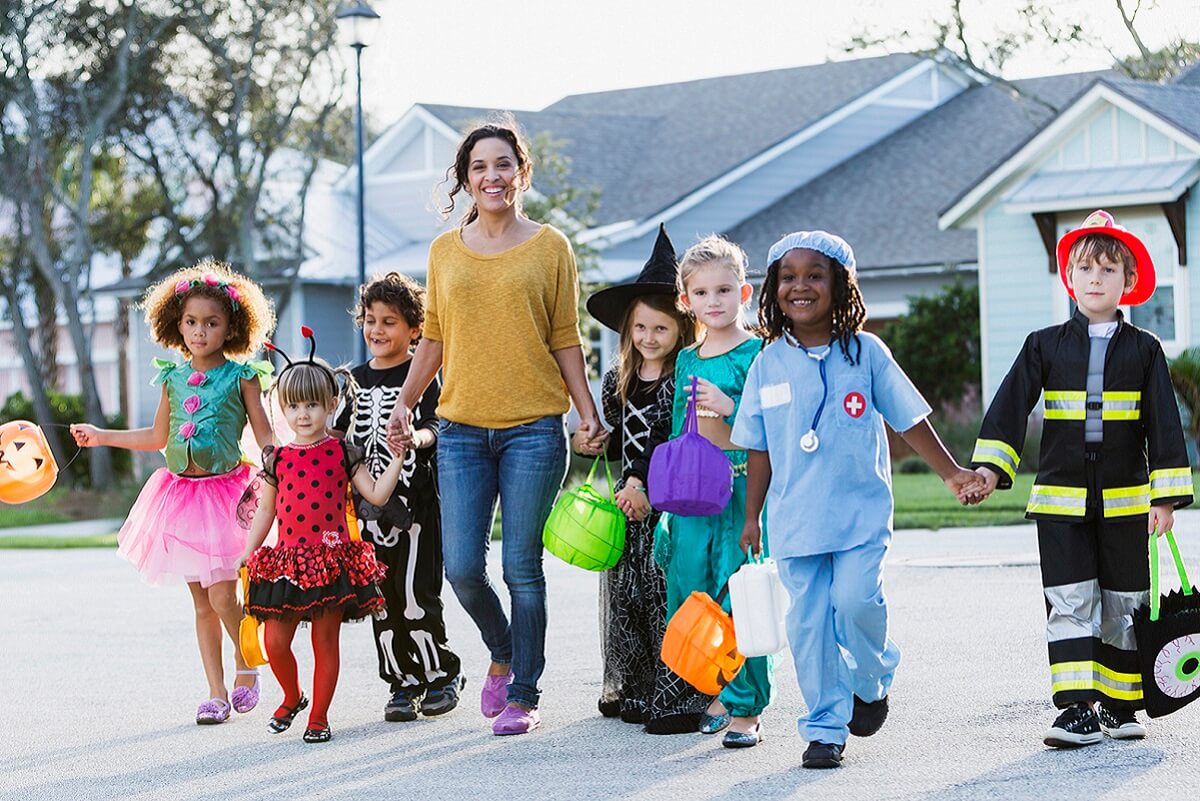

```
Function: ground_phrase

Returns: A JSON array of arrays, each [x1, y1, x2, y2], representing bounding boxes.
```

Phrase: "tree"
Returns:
[[1168, 347, 1200, 451], [881, 281, 981, 414], [846, 0, 1199, 114]]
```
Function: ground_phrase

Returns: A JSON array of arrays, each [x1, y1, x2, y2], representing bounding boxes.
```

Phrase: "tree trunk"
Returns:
[[59, 274, 115, 488], [0, 278, 68, 467]]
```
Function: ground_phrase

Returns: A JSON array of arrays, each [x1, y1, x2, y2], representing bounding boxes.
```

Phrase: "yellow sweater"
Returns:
[[424, 224, 582, 428]]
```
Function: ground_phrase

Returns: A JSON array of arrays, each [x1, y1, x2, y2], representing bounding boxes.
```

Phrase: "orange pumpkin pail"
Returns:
[[0, 420, 60, 504], [660, 588, 745, 696]]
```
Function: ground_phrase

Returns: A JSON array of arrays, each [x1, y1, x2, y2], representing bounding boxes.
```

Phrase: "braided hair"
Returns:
[[756, 251, 866, 365]]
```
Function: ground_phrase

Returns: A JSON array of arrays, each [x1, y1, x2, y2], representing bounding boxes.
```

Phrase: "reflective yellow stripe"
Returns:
[[1102, 391, 1141, 421], [1044, 390, 1086, 421], [1050, 660, 1143, 701], [1102, 484, 1150, 517], [1150, 467, 1193, 500], [972, 439, 1019, 481], [1027, 484, 1087, 517]]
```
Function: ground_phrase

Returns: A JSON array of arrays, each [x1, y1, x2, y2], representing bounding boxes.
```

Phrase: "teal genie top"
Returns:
[[671, 337, 762, 470], [151, 358, 273, 475]]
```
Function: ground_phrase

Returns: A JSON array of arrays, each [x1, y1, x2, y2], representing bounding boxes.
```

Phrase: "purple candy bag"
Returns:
[[648, 377, 734, 516]]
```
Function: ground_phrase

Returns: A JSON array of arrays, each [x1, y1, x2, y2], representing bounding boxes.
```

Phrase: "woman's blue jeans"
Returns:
[[437, 415, 567, 708]]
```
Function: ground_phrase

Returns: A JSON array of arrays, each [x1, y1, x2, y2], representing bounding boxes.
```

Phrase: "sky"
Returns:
[[348, 0, 1200, 126]]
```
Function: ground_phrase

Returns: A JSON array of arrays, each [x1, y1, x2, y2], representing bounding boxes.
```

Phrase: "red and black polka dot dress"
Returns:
[[245, 436, 387, 621]]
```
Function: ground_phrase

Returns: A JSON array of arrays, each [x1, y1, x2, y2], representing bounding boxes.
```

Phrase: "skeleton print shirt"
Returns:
[[335, 360, 439, 540], [601, 366, 675, 486]]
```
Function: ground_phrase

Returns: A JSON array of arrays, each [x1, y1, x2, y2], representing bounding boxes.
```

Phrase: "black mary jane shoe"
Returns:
[[267, 694, 310, 734], [302, 724, 332, 744]]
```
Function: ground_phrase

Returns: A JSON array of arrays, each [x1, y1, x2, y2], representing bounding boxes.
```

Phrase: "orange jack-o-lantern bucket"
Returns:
[[238, 567, 269, 668], [660, 589, 745, 696], [0, 420, 60, 504]]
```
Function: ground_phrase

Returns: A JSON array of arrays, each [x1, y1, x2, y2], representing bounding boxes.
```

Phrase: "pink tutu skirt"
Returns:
[[118, 464, 254, 588]]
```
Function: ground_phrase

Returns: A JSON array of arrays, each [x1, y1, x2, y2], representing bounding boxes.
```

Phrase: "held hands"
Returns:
[[1149, 504, 1174, 538], [386, 403, 414, 456], [691, 377, 735, 418], [615, 480, 651, 522], [572, 414, 609, 456], [944, 466, 989, 506], [739, 521, 763, 559], [69, 424, 102, 448]]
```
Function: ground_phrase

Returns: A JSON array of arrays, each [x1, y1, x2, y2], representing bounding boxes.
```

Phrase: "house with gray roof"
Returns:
[[108, 53, 1200, 433], [940, 71, 1200, 403]]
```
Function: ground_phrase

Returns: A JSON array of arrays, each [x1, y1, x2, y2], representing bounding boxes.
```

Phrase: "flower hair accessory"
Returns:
[[175, 272, 242, 311]]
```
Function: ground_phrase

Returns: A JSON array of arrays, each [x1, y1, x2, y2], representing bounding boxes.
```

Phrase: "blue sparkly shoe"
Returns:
[[722, 723, 763, 748], [698, 711, 731, 734]]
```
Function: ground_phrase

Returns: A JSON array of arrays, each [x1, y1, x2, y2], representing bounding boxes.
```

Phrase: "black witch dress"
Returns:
[[598, 366, 707, 732]]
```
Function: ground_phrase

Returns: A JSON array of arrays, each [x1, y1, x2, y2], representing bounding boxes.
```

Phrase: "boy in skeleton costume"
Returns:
[[337, 272, 463, 721], [972, 211, 1192, 747]]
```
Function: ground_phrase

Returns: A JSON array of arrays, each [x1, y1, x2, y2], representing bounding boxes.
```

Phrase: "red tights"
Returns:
[[264, 613, 342, 729]]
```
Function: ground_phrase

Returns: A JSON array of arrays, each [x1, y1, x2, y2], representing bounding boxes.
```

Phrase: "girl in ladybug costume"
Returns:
[[241, 328, 402, 743]]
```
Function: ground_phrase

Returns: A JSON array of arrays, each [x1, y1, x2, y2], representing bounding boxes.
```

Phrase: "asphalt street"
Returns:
[[2, 515, 1199, 801]]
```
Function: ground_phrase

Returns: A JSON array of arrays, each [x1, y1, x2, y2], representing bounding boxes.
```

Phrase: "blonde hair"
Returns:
[[1068, 234, 1138, 284], [274, 357, 354, 410], [677, 234, 749, 294], [142, 259, 275, 358]]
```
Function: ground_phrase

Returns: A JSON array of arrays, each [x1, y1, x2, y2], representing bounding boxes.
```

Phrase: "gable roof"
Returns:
[[1106, 80, 1200, 141], [727, 70, 1109, 272], [417, 54, 924, 226]]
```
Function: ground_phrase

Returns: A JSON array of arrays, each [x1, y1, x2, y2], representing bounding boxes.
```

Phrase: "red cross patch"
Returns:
[[843, 392, 866, 418]]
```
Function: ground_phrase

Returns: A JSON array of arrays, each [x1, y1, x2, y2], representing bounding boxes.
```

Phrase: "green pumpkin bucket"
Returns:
[[542, 454, 626, 571]]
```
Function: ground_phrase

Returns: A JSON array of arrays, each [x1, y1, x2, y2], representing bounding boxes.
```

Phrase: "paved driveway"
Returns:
[[2, 518, 1198, 801]]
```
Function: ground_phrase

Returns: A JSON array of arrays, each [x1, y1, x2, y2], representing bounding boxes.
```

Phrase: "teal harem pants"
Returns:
[[654, 472, 775, 717]]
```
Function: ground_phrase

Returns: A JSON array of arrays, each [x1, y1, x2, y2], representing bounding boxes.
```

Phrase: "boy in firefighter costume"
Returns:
[[972, 210, 1192, 748]]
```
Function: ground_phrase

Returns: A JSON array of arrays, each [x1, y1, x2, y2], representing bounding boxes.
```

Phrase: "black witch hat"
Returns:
[[586, 223, 680, 332]]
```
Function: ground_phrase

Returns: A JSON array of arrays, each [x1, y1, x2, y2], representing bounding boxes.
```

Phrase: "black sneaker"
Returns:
[[802, 741, 844, 769], [1044, 703, 1102, 748], [848, 694, 889, 737], [420, 674, 466, 717], [1098, 704, 1147, 740], [384, 688, 422, 722]]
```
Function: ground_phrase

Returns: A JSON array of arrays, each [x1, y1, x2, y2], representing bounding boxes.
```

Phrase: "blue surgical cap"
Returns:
[[767, 231, 856, 276]]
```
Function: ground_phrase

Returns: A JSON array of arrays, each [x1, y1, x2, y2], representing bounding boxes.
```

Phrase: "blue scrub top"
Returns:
[[731, 332, 931, 558]]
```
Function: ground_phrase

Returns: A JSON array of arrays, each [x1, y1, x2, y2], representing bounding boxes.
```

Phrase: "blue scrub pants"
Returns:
[[777, 539, 900, 744]]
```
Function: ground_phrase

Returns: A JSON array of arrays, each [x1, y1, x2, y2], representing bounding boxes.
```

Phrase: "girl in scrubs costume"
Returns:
[[732, 231, 983, 768]]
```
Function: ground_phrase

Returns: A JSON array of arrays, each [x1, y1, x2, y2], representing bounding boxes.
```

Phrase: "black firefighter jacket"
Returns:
[[971, 310, 1193, 522]]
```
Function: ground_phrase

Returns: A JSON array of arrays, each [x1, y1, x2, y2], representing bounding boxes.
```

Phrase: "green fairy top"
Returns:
[[151, 357, 273, 475]]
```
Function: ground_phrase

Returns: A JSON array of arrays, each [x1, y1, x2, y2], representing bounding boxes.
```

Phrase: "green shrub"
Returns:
[[0, 391, 131, 486], [895, 455, 932, 474]]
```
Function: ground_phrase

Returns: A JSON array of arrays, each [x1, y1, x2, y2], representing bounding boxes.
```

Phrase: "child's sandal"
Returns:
[[302, 724, 332, 744], [195, 698, 231, 725], [231, 669, 261, 714], [267, 694, 309, 734]]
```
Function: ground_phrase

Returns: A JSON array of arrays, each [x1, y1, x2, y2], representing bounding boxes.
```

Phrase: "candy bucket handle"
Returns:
[[1150, 529, 1194, 622]]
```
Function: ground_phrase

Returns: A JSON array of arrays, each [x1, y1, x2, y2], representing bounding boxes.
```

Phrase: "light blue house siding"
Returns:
[[975, 99, 1200, 403]]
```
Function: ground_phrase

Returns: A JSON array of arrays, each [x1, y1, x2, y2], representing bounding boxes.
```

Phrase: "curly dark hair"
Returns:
[[353, 272, 426, 330], [757, 251, 866, 365], [142, 259, 275, 358], [437, 112, 533, 228]]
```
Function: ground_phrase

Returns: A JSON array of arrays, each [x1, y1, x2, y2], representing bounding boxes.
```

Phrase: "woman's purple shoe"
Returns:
[[492, 704, 541, 735], [231, 669, 261, 714], [480, 671, 513, 718], [195, 698, 231, 725]]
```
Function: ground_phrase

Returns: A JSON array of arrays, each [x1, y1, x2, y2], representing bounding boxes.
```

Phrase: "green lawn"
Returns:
[[893, 473, 1034, 530], [0, 484, 139, 529]]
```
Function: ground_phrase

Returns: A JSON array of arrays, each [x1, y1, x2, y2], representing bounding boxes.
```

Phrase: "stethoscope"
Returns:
[[794, 337, 833, 453]]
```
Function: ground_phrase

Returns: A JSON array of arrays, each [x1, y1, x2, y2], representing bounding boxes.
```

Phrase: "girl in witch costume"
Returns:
[[71, 260, 275, 726], [240, 327, 399, 744], [581, 224, 705, 734], [971, 210, 1192, 748]]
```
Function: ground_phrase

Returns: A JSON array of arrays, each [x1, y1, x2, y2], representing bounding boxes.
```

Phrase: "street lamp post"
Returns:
[[335, 2, 381, 363]]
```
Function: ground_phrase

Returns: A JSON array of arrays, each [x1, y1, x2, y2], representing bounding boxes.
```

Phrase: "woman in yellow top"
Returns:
[[390, 116, 606, 736]]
